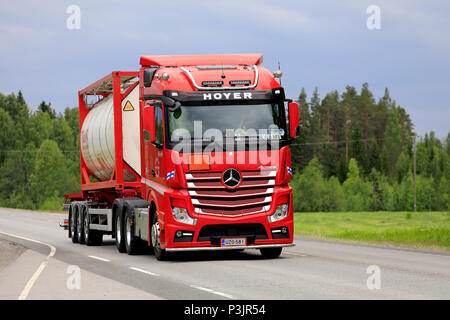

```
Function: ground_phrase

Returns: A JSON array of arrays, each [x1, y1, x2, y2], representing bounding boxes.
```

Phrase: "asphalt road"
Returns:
[[0, 208, 449, 300]]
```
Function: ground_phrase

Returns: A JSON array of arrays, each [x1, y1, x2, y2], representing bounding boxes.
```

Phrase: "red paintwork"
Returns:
[[71, 54, 295, 250], [77, 71, 141, 205], [140, 53, 263, 67]]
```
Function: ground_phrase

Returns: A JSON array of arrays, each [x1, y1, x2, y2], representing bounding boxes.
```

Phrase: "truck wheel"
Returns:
[[115, 213, 126, 253], [68, 205, 73, 239], [124, 207, 141, 255], [151, 213, 167, 261], [84, 207, 102, 246], [260, 247, 283, 259], [77, 204, 86, 244], [70, 205, 78, 243]]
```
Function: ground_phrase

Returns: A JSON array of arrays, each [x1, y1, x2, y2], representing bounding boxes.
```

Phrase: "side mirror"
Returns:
[[143, 68, 157, 87], [288, 102, 299, 138], [143, 105, 156, 142]]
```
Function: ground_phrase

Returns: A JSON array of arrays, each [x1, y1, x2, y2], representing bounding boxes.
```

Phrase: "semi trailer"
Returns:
[[64, 54, 300, 260]]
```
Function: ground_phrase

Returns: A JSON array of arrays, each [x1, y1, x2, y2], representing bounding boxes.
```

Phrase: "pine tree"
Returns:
[[309, 88, 321, 158], [351, 123, 368, 175], [367, 140, 381, 172], [37, 101, 56, 119], [341, 86, 358, 164], [337, 153, 348, 183], [357, 83, 376, 151], [291, 88, 311, 173], [384, 107, 402, 179]]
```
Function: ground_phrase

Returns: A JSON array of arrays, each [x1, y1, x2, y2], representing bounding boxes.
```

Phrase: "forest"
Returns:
[[291, 84, 449, 212], [0, 85, 448, 211]]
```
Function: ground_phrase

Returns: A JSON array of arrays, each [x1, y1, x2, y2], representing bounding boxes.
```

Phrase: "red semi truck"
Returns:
[[64, 54, 299, 260]]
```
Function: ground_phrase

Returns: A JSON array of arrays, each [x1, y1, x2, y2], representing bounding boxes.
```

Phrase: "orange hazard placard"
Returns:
[[188, 154, 210, 171]]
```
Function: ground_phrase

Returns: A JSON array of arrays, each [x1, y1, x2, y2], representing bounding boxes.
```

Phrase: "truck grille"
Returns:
[[185, 169, 275, 217]]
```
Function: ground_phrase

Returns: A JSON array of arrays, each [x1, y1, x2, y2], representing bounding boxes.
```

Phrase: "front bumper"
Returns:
[[161, 185, 294, 250], [166, 243, 295, 252]]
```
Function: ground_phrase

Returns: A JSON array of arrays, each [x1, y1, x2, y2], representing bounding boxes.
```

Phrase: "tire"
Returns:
[[115, 211, 126, 253], [84, 206, 102, 246], [68, 205, 73, 239], [77, 204, 86, 244], [71, 204, 78, 243], [151, 212, 167, 261], [124, 207, 141, 255], [260, 247, 282, 259]]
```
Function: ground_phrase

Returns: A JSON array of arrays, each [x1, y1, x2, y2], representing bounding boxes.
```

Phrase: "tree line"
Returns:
[[291, 84, 449, 211], [0, 87, 448, 211], [0, 91, 80, 210]]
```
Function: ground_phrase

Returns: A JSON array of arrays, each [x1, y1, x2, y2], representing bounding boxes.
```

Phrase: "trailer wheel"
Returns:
[[77, 204, 86, 244], [84, 206, 102, 246], [151, 213, 167, 261], [68, 205, 73, 239], [260, 247, 283, 259], [124, 207, 141, 255], [70, 205, 78, 243], [115, 212, 126, 253]]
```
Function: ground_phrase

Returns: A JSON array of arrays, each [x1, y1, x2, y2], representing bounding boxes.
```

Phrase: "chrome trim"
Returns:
[[186, 171, 276, 180], [193, 207, 270, 217], [187, 179, 274, 189], [166, 243, 295, 252], [191, 196, 272, 208], [188, 188, 274, 198], [185, 174, 219, 181], [141, 178, 165, 196], [180, 66, 259, 90]]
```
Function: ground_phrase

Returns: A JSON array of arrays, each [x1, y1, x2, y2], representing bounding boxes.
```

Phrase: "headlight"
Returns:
[[172, 207, 197, 225], [268, 203, 288, 223]]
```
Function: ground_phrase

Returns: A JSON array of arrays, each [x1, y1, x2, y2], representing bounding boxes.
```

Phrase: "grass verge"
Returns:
[[294, 211, 450, 251]]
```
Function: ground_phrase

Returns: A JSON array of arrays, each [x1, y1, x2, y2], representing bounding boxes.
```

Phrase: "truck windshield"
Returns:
[[167, 103, 286, 143]]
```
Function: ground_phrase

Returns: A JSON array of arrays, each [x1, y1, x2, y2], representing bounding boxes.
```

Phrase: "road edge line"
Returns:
[[0, 231, 56, 300]]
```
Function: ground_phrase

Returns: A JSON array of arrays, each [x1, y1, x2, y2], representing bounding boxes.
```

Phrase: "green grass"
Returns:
[[294, 211, 450, 251]]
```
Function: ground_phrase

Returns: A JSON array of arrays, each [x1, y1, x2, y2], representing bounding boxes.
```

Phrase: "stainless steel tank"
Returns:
[[80, 94, 136, 182]]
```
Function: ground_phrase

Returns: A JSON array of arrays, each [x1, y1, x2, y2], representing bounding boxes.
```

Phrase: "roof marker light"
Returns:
[[229, 80, 251, 86], [201, 81, 224, 87]]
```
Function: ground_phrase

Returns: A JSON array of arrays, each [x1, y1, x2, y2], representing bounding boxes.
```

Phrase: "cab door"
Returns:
[[143, 103, 164, 184]]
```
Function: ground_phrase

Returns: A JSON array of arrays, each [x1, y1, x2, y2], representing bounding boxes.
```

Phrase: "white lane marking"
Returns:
[[129, 266, 160, 277], [88, 255, 110, 262], [190, 285, 236, 299], [0, 231, 56, 300]]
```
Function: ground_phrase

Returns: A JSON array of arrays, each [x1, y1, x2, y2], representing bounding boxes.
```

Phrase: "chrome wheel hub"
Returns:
[[151, 222, 160, 248], [116, 217, 121, 243], [84, 217, 89, 240], [126, 216, 131, 245]]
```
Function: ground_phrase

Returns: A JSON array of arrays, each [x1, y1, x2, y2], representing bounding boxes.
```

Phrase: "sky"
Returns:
[[0, 0, 449, 139]]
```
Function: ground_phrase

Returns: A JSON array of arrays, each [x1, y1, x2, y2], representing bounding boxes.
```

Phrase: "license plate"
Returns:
[[221, 238, 246, 247]]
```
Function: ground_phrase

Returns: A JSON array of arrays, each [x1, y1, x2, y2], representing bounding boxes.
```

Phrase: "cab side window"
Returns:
[[154, 105, 164, 145]]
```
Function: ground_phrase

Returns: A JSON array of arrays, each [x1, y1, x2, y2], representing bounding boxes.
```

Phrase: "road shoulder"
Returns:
[[0, 238, 27, 271]]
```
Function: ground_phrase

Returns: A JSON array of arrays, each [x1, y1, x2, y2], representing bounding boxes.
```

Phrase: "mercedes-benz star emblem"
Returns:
[[222, 168, 241, 189]]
